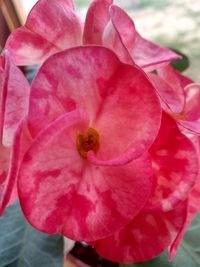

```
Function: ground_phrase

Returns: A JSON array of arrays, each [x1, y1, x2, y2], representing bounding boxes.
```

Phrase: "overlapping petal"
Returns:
[[0, 52, 30, 213], [83, 0, 113, 45], [18, 109, 153, 241], [92, 201, 187, 263], [144, 113, 198, 212], [0, 118, 32, 214], [84, 2, 180, 70], [5, 0, 82, 65], [150, 65, 200, 134], [169, 137, 200, 259], [148, 64, 185, 114], [0, 52, 30, 147], [178, 83, 200, 133]]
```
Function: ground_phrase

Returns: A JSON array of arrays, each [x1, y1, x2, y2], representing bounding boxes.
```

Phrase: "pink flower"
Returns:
[[15, 46, 199, 263], [3, 0, 199, 263], [5, 0, 180, 70], [17, 46, 161, 243], [0, 51, 30, 213]]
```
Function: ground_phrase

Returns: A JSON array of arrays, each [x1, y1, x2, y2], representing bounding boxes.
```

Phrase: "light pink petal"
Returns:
[[169, 193, 200, 260], [104, 5, 180, 70], [93, 201, 187, 263], [91, 64, 161, 162], [178, 83, 200, 133], [0, 116, 32, 214], [175, 71, 193, 88], [143, 113, 198, 212], [83, 0, 113, 44], [0, 145, 10, 198], [169, 137, 200, 259], [0, 51, 30, 147], [28, 46, 120, 136], [102, 5, 135, 64], [5, 0, 82, 65], [28, 46, 161, 162], [148, 71, 185, 114], [133, 35, 181, 71], [153, 64, 185, 113], [18, 110, 152, 241]]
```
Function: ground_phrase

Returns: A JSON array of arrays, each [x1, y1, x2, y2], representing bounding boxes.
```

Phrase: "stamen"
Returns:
[[173, 112, 185, 120], [76, 127, 100, 158]]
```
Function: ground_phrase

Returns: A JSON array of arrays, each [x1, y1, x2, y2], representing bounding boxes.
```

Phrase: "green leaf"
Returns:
[[120, 214, 200, 267], [0, 201, 64, 267], [170, 48, 190, 72]]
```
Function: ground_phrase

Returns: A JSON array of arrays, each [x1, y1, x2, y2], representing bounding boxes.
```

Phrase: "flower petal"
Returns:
[[5, 0, 82, 65], [178, 83, 200, 133], [0, 51, 30, 147], [83, 0, 113, 44], [133, 35, 181, 71], [18, 110, 152, 241], [28, 46, 121, 136], [102, 5, 135, 64], [144, 113, 198, 212], [0, 116, 31, 214], [93, 64, 161, 161], [104, 5, 180, 70], [93, 201, 187, 263], [148, 66, 185, 114], [169, 137, 200, 259]]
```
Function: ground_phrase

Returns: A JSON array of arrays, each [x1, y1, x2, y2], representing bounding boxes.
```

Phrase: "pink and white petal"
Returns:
[[93, 64, 161, 161], [148, 72, 185, 114], [144, 113, 198, 212], [169, 138, 200, 259], [5, 0, 82, 65], [177, 84, 200, 134], [170, 172, 200, 260], [0, 117, 32, 214], [153, 64, 185, 114], [93, 201, 187, 263], [0, 145, 10, 194], [5, 27, 60, 66], [178, 120, 200, 134], [0, 52, 30, 147], [182, 84, 200, 120], [83, 0, 113, 45], [102, 5, 135, 64], [28, 46, 121, 136], [18, 110, 152, 241], [133, 36, 181, 71], [175, 71, 193, 88]]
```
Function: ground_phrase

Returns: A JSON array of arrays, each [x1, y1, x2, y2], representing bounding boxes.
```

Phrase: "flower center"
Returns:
[[76, 127, 100, 158]]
